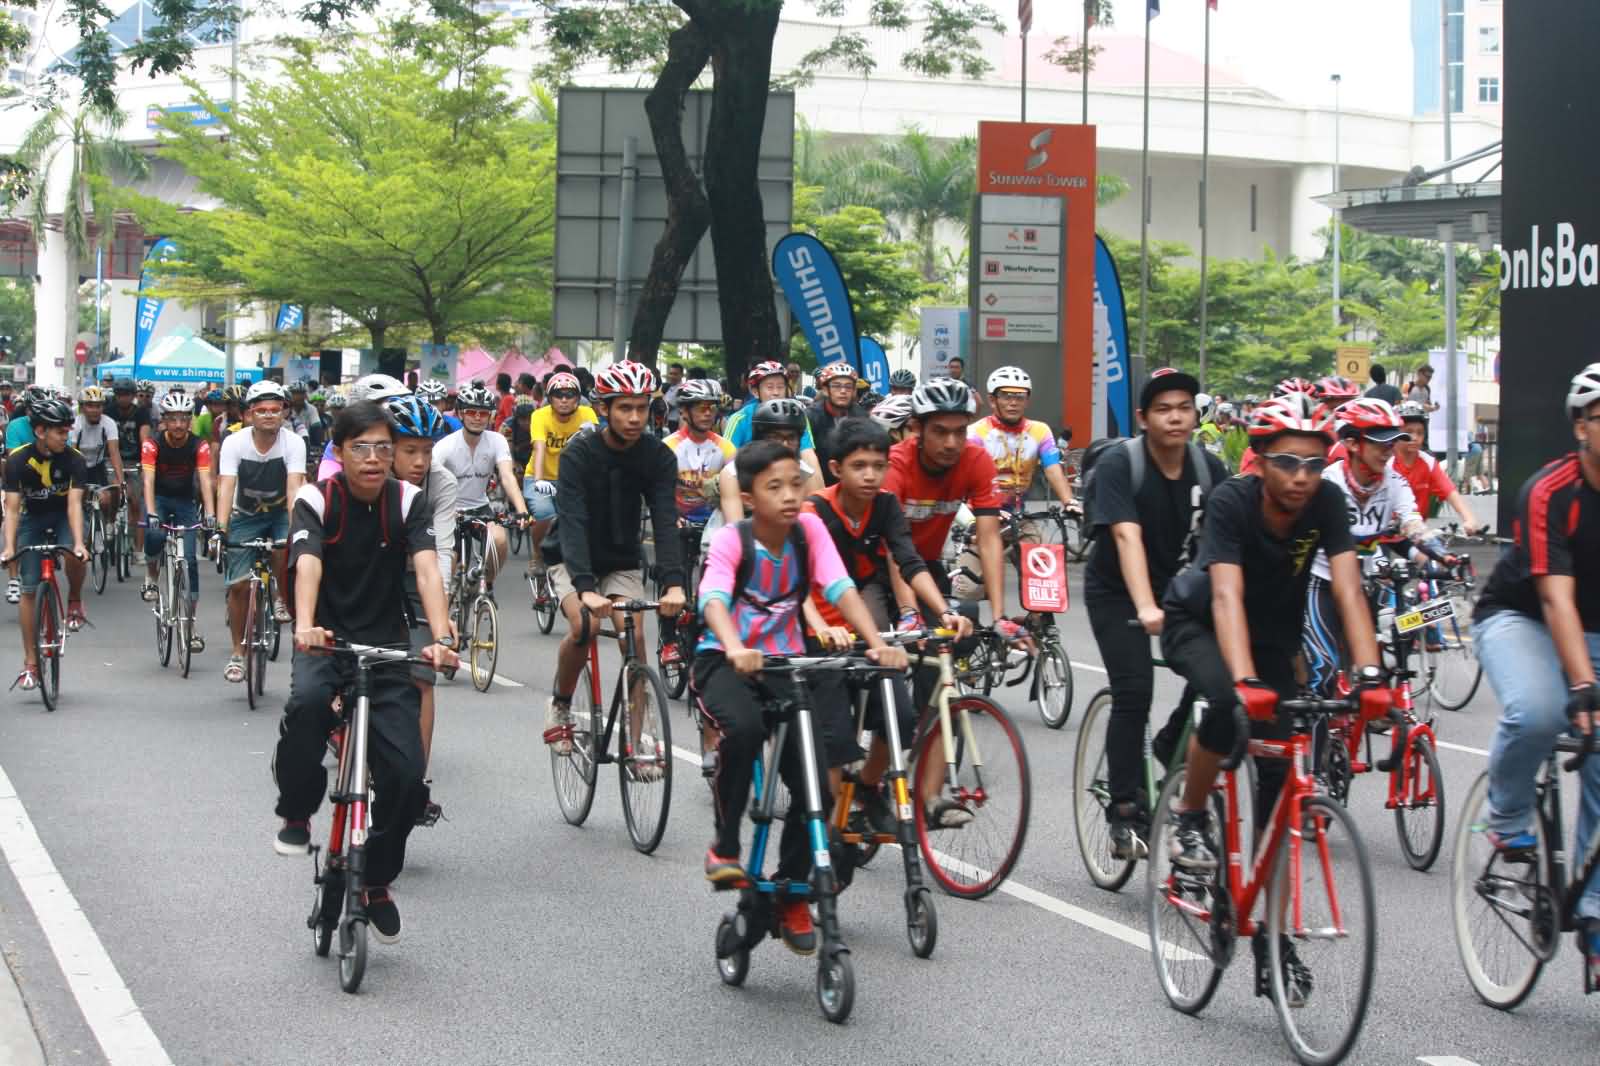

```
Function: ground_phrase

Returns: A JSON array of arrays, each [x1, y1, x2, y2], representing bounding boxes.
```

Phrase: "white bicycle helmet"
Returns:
[[415, 380, 449, 402], [1567, 362, 1600, 419], [593, 360, 657, 399], [676, 378, 723, 406], [909, 377, 976, 416], [816, 362, 857, 386], [159, 391, 193, 414], [870, 395, 914, 431], [246, 379, 288, 407], [546, 371, 581, 394], [455, 382, 497, 410], [352, 373, 411, 403], [986, 366, 1032, 394]]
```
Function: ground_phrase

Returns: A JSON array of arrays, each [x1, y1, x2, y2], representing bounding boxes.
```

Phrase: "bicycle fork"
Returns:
[[874, 675, 930, 896], [333, 669, 373, 949]]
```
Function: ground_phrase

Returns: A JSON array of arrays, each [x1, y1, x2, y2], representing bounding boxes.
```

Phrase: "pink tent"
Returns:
[[455, 347, 495, 385], [492, 348, 540, 384], [527, 347, 572, 380]]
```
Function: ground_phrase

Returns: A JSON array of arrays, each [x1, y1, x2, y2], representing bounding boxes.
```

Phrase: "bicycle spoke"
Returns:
[[1451, 772, 1545, 1008]]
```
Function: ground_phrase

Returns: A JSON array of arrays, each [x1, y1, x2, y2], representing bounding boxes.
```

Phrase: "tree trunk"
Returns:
[[369, 322, 386, 354], [627, 21, 713, 370], [699, 5, 783, 389]]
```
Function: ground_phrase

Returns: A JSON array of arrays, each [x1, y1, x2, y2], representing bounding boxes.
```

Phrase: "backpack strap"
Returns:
[[320, 478, 345, 545], [1188, 442, 1214, 496], [1125, 436, 1147, 496], [732, 519, 810, 609]]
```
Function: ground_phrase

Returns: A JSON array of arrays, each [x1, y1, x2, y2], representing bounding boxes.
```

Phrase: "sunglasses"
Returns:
[[550, 390, 580, 401], [346, 441, 395, 460], [1259, 452, 1328, 476], [253, 405, 285, 416]]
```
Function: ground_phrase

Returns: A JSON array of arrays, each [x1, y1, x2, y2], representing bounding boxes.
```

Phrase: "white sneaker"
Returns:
[[274, 598, 291, 624], [543, 697, 574, 755], [5, 578, 17, 604]]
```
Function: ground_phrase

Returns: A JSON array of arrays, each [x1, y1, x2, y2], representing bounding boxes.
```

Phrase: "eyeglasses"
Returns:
[[993, 390, 1029, 401], [1259, 452, 1328, 476], [253, 405, 285, 416], [346, 442, 395, 460]]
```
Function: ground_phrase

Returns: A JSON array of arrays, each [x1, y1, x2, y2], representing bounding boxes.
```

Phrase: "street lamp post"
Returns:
[[1331, 73, 1342, 332]]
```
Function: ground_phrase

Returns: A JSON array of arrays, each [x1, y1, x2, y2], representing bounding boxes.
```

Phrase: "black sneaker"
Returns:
[[1253, 930, 1313, 1007], [364, 887, 401, 944], [1168, 809, 1217, 871], [1108, 802, 1149, 861], [274, 819, 311, 855], [925, 798, 975, 829], [859, 785, 899, 837]]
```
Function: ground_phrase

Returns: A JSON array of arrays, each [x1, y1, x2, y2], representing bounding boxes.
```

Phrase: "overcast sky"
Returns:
[[1030, 0, 1419, 114]]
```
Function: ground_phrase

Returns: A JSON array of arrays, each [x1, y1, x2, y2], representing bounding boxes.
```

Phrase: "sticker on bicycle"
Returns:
[[1395, 597, 1455, 634], [1020, 542, 1068, 613]]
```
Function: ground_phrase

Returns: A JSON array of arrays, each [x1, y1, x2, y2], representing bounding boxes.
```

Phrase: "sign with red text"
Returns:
[[1019, 543, 1068, 613]]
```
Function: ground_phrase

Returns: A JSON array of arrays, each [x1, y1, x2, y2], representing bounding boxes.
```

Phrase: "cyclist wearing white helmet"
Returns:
[[434, 381, 531, 591], [522, 370, 598, 574], [140, 390, 219, 647], [541, 360, 686, 757], [1475, 363, 1600, 982], [69, 385, 124, 537], [216, 379, 307, 684], [808, 362, 866, 487], [664, 378, 733, 525], [869, 395, 915, 443], [723, 359, 826, 489]]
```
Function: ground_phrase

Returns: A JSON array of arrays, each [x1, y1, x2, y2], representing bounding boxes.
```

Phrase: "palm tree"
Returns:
[[852, 127, 977, 282], [15, 102, 149, 270]]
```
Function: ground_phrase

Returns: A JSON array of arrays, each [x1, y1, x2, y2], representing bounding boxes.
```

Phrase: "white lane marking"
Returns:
[[1418, 1057, 1483, 1066], [0, 763, 174, 1066], [1072, 661, 1108, 675], [1436, 740, 1490, 757], [488, 674, 525, 689]]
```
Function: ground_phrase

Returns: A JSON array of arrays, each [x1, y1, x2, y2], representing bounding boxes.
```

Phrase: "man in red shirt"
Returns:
[[882, 378, 1023, 639], [1393, 402, 1486, 532]]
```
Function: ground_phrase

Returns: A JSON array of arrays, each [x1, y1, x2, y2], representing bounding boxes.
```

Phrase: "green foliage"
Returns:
[[14, 103, 148, 263], [0, 280, 36, 361]]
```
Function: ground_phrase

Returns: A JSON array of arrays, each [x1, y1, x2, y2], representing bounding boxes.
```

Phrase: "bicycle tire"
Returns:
[[175, 560, 192, 679], [1267, 795, 1375, 1066], [618, 661, 673, 854], [531, 573, 557, 635], [155, 558, 174, 668], [1072, 688, 1136, 891], [912, 695, 1031, 899], [34, 581, 60, 711], [91, 513, 108, 594], [1427, 605, 1482, 711], [1450, 771, 1546, 1009], [1394, 732, 1445, 871], [253, 580, 271, 698], [657, 624, 688, 700], [469, 595, 499, 692], [1034, 637, 1074, 729], [266, 572, 282, 662], [311, 862, 343, 958], [1145, 767, 1227, 1015], [244, 581, 259, 710], [339, 917, 368, 994], [551, 665, 599, 826], [114, 517, 130, 581]]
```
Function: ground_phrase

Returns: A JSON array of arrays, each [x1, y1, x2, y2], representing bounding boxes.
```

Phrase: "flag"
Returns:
[[1086, 1, 1097, 27], [1209, 0, 1218, 10], [1148, 0, 1159, 18]]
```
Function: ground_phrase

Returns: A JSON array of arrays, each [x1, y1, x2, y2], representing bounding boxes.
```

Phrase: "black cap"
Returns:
[[1139, 368, 1201, 411]]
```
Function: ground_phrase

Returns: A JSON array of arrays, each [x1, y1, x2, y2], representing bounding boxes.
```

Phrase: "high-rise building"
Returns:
[[2, 3, 42, 88], [1412, 0, 1501, 122]]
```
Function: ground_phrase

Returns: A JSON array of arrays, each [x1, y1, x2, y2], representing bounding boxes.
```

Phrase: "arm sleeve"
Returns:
[[878, 494, 929, 582], [648, 442, 685, 589], [528, 409, 549, 444], [140, 438, 157, 469], [1527, 480, 1574, 577], [698, 523, 741, 612], [401, 482, 436, 556], [287, 488, 325, 567], [284, 432, 308, 475], [1202, 482, 1248, 567], [1093, 446, 1138, 528], [196, 441, 212, 472], [1318, 482, 1358, 557], [799, 513, 853, 605], [801, 422, 816, 451], [1, 455, 17, 493], [104, 419, 118, 443], [66, 449, 87, 487], [1037, 425, 1062, 468], [1429, 459, 1456, 499], [554, 437, 597, 593]]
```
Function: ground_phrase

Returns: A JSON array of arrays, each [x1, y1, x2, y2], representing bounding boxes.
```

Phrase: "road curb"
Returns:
[[0, 951, 46, 1066]]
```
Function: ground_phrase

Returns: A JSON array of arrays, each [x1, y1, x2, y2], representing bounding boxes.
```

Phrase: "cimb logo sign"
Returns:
[[1502, 223, 1600, 290]]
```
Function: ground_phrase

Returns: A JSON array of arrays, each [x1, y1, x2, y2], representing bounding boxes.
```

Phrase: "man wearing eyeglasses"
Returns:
[[217, 380, 307, 685], [1084, 369, 1229, 861]]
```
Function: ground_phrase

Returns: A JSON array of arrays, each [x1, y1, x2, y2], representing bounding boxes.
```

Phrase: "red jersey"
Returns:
[[1391, 450, 1454, 517], [883, 437, 1003, 562]]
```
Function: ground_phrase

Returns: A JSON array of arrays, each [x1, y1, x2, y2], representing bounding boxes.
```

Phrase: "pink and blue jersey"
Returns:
[[697, 512, 852, 657]]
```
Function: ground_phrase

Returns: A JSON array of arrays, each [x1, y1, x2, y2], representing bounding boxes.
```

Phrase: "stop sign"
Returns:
[[74, 340, 88, 364]]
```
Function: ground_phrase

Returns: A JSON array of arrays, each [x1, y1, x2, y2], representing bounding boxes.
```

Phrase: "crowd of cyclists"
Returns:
[[1, 346, 1596, 1050]]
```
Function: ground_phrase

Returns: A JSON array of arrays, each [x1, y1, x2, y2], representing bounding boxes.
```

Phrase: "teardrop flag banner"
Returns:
[[772, 233, 861, 373], [858, 336, 891, 395], [133, 238, 178, 375]]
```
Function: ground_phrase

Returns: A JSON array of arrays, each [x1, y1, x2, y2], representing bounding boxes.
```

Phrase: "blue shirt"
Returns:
[[5, 415, 32, 450], [725, 400, 816, 451]]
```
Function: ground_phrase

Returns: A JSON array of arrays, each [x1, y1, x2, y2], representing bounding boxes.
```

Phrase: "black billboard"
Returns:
[[1499, 6, 1600, 527]]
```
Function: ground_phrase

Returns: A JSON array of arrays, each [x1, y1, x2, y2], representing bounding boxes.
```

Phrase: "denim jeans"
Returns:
[[1478, 609, 1600, 920], [145, 496, 200, 599]]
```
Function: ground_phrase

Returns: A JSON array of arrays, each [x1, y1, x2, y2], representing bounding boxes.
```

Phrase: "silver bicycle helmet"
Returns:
[[909, 377, 976, 416]]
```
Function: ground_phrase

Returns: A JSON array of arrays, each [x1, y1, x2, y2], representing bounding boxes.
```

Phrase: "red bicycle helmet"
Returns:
[[593, 360, 657, 399], [746, 360, 787, 389], [1333, 397, 1409, 442], [1315, 375, 1360, 402], [815, 361, 857, 386], [1247, 397, 1333, 442], [546, 371, 580, 394], [1273, 377, 1318, 399]]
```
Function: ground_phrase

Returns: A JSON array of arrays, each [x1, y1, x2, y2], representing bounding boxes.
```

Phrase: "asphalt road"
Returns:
[[0, 541, 1593, 1066]]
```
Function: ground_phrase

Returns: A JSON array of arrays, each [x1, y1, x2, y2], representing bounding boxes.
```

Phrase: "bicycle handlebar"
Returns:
[[1563, 730, 1595, 772], [576, 599, 666, 643], [322, 639, 427, 666], [229, 538, 287, 551]]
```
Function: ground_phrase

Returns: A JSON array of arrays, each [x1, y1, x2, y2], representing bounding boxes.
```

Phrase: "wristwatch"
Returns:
[[1355, 664, 1383, 684], [434, 635, 456, 649]]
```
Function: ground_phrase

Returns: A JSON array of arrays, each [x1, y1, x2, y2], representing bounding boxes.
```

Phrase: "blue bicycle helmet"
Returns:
[[383, 395, 449, 440]]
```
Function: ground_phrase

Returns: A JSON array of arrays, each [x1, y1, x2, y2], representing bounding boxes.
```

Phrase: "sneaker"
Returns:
[[65, 603, 86, 632], [777, 899, 818, 956], [703, 849, 747, 886], [11, 666, 37, 692], [363, 887, 401, 944], [925, 797, 975, 829], [416, 800, 444, 827], [1487, 828, 1538, 856], [273, 598, 291, 624], [1253, 931, 1313, 1007], [859, 785, 899, 837], [543, 697, 574, 755], [140, 580, 157, 602], [1168, 808, 1218, 871], [5, 578, 17, 604], [1584, 921, 1600, 991], [1108, 802, 1150, 861], [274, 819, 312, 855], [658, 640, 682, 665]]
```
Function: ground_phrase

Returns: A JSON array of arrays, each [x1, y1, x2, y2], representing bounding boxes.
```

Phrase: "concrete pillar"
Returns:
[[1288, 163, 1336, 262], [233, 302, 273, 375], [33, 233, 71, 389]]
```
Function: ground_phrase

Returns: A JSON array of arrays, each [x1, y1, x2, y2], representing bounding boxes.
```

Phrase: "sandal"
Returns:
[[10, 666, 37, 691], [224, 655, 245, 683], [66, 603, 86, 632]]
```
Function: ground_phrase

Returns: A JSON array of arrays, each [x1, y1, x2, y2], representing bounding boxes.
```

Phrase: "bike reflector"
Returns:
[[1019, 542, 1068, 613]]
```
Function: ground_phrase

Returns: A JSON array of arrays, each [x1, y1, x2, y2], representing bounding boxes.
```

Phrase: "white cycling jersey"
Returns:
[[1311, 457, 1423, 580], [69, 414, 118, 469]]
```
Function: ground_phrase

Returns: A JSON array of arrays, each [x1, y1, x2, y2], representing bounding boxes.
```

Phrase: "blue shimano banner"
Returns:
[[772, 233, 860, 372], [1093, 235, 1132, 437], [133, 238, 178, 372], [858, 336, 891, 395], [275, 304, 303, 332]]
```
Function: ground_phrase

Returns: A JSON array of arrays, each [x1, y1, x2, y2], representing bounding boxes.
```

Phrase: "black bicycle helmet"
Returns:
[[889, 369, 917, 390], [30, 397, 72, 427], [750, 397, 809, 438]]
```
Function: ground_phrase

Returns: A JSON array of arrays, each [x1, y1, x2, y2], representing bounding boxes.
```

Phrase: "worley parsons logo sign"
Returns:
[[1501, 223, 1600, 290]]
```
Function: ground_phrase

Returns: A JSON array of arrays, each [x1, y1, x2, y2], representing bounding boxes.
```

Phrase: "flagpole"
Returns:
[[1137, 3, 1154, 375], [1081, 1, 1091, 124], [1197, 1, 1212, 390]]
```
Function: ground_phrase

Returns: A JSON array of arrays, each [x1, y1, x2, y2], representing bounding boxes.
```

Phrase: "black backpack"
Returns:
[[806, 493, 890, 587], [730, 518, 810, 610], [1079, 437, 1214, 538], [285, 476, 406, 620]]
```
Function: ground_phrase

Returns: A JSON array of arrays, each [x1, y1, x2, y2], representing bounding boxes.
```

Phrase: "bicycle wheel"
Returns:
[[1394, 732, 1445, 871], [657, 623, 688, 700], [266, 574, 283, 662], [253, 581, 271, 698], [1034, 636, 1073, 729], [1451, 771, 1546, 1009], [912, 695, 1031, 899], [175, 561, 192, 679], [618, 661, 673, 854], [339, 916, 368, 995], [531, 572, 557, 635], [114, 518, 130, 581], [91, 514, 108, 594], [1145, 767, 1227, 1014], [1266, 795, 1376, 1066], [468, 595, 499, 692], [551, 667, 599, 826], [1072, 689, 1136, 891], [33, 581, 61, 711], [243, 582, 260, 710], [1428, 607, 1482, 711], [155, 559, 174, 668], [1064, 512, 1090, 561]]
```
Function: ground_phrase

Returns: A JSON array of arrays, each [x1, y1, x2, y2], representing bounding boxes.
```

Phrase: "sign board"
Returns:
[[1336, 345, 1372, 385], [1426, 348, 1475, 455], [1019, 543, 1068, 613], [920, 307, 968, 379], [74, 340, 88, 364], [973, 122, 1097, 440], [553, 88, 794, 345]]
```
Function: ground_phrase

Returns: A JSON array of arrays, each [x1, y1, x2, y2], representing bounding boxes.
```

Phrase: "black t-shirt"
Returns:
[[807, 399, 867, 487], [1084, 439, 1230, 601], [147, 434, 209, 499], [289, 476, 434, 646], [1475, 454, 1600, 633], [3, 444, 87, 518], [111, 402, 149, 464], [509, 415, 533, 468], [1165, 475, 1355, 653]]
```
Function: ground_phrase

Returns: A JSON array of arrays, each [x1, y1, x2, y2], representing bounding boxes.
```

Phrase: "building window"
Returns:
[[1478, 76, 1500, 104], [1478, 25, 1499, 54]]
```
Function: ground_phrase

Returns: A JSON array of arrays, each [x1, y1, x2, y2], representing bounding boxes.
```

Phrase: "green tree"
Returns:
[[123, 24, 555, 351], [844, 128, 977, 282], [1044, 0, 1115, 76], [0, 279, 35, 362]]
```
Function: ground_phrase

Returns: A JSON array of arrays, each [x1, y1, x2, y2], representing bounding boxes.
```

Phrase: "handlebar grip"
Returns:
[[1563, 731, 1595, 773], [1219, 703, 1250, 772], [577, 605, 592, 645]]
